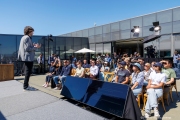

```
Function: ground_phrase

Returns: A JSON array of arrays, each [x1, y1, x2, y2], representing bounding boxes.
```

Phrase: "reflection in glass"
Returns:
[[173, 7, 180, 21], [121, 30, 130, 39], [96, 43, 103, 55], [111, 31, 120, 40], [157, 10, 172, 23], [95, 26, 102, 35], [89, 28, 94, 36], [95, 34, 103, 43], [103, 24, 110, 33], [90, 44, 95, 59], [83, 29, 89, 37], [160, 22, 172, 34], [111, 22, 119, 32], [103, 33, 110, 42], [131, 17, 142, 28], [173, 21, 180, 33], [120, 20, 130, 30], [143, 14, 156, 26], [103, 43, 111, 54]]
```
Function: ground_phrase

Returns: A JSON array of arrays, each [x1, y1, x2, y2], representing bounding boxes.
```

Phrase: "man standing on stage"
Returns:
[[18, 26, 41, 91]]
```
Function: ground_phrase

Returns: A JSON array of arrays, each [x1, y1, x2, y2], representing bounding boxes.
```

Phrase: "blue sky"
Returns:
[[0, 0, 179, 36]]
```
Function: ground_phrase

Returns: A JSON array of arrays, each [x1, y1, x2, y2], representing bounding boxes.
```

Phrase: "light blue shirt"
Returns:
[[132, 71, 144, 87]]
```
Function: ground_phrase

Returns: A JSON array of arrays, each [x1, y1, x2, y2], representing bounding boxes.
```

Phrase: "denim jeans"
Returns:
[[46, 75, 52, 83], [178, 63, 180, 69], [99, 72, 104, 81], [60, 75, 67, 86], [132, 85, 142, 96], [145, 88, 163, 113], [143, 80, 149, 86], [174, 63, 178, 68], [53, 76, 59, 85]]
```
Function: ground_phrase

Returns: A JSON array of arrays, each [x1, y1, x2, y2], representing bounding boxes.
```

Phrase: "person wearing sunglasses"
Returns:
[[143, 63, 152, 86], [144, 62, 166, 118]]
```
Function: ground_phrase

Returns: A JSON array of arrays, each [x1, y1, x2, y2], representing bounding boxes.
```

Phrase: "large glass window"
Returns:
[[120, 20, 130, 30], [76, 31, 82, 37], [173, 20, 180, 33], [143, 25, 154, 37], [160, 22, 172, 34], [89, 28, 94, 36], [95, 34, 102, 43], [74, 38, 81, 46], [131, 17, 142, 28], [143, 14, 156, 26], [90, 44, 95, 58], [157, 10, 172, 23], [159, 35, 171, 50], [111, 31, 120, 40], [173, 7, 180, 21], [89, 36, 95, 43], [96, 43, 103, 55], [103, 24, 110, 33], [66, 37, 74, 51], [95, 26, 102, 35], [174, 34, 180, 50], [83, 29, 88, 37], [103, 43, 111, 54], [56, 37, 66, 59], [103, 33, 111, 42], [121, 30, 130, 39], [111, 22, 119, 32], [0, 35, 17, 64]]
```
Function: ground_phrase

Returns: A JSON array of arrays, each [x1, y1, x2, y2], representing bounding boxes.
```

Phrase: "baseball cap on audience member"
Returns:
[[132, 63, 142, 71], [153, 62, 162, 68], [119, 61, 126, 66]]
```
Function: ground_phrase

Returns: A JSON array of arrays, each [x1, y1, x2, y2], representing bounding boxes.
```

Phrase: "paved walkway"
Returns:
[[14, 75, 180, 120]]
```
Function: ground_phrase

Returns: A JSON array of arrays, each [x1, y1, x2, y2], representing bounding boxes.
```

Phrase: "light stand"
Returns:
[[149, 21, 161, 58], [131, 26, 140, 53]]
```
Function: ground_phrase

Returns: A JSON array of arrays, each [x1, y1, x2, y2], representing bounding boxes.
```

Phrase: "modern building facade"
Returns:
[[0, 34, 89, 71], [61, 6, 180, 58]]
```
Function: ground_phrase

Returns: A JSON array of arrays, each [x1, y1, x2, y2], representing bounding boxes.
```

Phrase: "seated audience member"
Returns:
[[131, 63, 144, 97], [74, 62, 84, 78], [99, 62, 110, 80], [42, 61, 55, 88], [115, 61, 130, 84], [161, 59, 176, 95], [71, 61, 77, 69], [96, 60, 102, 70], [112, 62, 121, 82], [151, 61, 156, 71], [144, 62, 166, 118], [124, 58, 132, 73], [143, 63, 152, 86], [53, 60, 71, 90], [82, 59, 90, 68], [104, 53, 111, 63], [89, 60, 99, 79], [137, 57, 145, 71]]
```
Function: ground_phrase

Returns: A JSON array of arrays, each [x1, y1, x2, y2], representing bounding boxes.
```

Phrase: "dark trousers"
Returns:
[[24, 62, 33, 89]]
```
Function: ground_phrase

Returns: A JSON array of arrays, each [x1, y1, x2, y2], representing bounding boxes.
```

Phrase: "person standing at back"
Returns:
[[18, 26, 41, 91]]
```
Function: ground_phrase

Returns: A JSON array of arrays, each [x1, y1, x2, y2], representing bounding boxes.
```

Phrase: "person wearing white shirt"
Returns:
[[37, 54, 44, 73], [144, 62, 166, 118], [90, 60, 99, 79]]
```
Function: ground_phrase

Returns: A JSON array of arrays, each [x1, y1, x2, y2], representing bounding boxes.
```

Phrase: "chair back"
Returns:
[[70, 68, 76, 76], [104, 72, 115, 82]]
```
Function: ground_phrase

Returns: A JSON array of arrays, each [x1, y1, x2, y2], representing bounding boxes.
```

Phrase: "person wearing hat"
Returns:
[[144, 62, 166, 118], [131, 63, 144, 97], [115, 61, 130, 84]]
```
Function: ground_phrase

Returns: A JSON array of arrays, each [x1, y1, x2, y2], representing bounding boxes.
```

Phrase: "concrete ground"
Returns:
[[14, 75, 180, 120]]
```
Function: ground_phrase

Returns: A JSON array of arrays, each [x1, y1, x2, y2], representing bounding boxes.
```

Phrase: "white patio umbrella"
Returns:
[[75, 48, 95, 53]]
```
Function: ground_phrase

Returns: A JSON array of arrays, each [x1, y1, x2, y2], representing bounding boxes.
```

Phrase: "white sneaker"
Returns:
[[154, 108, 160, 118], [42, 84, 46, 87], [144, 112, 151, 118], [54, 87, 60, 90]]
